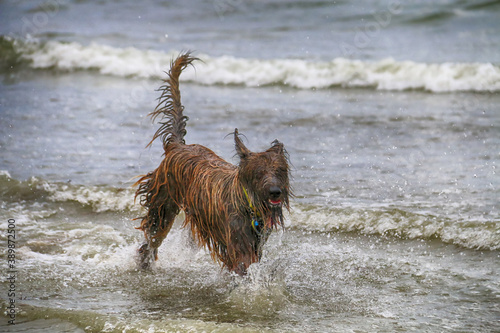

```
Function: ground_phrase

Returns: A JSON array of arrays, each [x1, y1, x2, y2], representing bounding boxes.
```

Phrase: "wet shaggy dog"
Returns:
[[134, 52, 292, 275]]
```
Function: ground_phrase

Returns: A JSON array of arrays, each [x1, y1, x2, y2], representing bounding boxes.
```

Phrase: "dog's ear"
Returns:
[[268, 139, 285, 155], [234, 128, 251, 159]]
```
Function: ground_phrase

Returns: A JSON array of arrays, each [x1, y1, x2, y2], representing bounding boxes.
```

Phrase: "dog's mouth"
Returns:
[[268, 198, 282, 206]]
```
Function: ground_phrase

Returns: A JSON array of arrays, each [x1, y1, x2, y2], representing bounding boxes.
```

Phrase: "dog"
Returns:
[[134, 52, 291, 275]]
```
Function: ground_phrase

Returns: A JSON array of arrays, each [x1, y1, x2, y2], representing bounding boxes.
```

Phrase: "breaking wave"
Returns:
[[0, 170, 137, 214], [2, 37, 500, 93], [1, 171, 498, 251], [290, 204, 499, 251]]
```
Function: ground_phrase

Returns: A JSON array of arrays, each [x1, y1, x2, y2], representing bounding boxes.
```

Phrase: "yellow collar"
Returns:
[[242, 187, 262, 233]]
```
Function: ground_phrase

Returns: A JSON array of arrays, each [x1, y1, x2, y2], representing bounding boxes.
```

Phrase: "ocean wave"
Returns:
[[290, 204, 499, 251], [10, 304, 261, 333], [0, 171, 138, 213], [1, 172, 498, 250], [3, 37, 500, 93], [39, 180, 137, 213]]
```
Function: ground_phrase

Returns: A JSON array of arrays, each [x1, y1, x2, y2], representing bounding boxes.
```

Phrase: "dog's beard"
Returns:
[[267, 204, 284, 229]]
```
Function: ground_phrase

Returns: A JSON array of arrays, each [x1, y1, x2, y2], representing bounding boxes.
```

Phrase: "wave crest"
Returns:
[[4, 38, 500, 92], [1, 171, 498, 250], [0, 171, 137, 213], [290, 204, 499, 251]]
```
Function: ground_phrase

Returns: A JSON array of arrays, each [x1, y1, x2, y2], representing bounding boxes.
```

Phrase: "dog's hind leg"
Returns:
[[137, 199, 179, 269]]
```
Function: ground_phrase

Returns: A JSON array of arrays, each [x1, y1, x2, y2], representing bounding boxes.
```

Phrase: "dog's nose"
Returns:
[[269, 186, 282, 199]]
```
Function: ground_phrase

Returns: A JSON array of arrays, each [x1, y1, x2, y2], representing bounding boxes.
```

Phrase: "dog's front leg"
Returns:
[[227, 217, 261, 275], [137, 241, 157, 270]]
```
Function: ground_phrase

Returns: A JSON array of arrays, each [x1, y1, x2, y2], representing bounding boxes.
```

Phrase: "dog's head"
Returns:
[[234, 129, 291, 229]]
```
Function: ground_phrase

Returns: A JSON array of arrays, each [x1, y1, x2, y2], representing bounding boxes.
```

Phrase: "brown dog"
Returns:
[[134, 52, 291, 275]]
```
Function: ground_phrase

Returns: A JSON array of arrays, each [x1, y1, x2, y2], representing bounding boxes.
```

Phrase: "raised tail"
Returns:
[[147, 52, 198, 149]]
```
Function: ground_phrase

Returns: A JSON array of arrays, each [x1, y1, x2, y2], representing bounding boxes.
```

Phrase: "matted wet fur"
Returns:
[[134, 52, 291, 275]]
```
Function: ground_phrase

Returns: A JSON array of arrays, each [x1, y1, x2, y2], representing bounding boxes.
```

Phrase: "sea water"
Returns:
[[1, 1, 499, 332]]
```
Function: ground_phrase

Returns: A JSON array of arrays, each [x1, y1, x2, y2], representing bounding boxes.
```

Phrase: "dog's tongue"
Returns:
[[270, 199, 281, 205]]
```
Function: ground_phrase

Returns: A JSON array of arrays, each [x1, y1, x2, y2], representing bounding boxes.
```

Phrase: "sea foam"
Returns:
[[11, 39, 500, 93], [290, 205, 500, 251]]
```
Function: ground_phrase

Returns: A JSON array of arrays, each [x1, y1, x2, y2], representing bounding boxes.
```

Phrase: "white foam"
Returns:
[[35, 179, 138, 213], [290, 205, 500, 250], [22, 40, 176, 78], [0, 170, 12, 178], [16, 40, 500, 92]]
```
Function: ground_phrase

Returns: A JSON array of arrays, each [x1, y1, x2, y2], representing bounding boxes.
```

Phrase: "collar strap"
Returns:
[[242, 187, 262, 233], [242, 186, 254, 211]]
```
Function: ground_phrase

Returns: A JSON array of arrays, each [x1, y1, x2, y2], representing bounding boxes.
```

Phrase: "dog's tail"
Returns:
[[147, 52, 198, 149]]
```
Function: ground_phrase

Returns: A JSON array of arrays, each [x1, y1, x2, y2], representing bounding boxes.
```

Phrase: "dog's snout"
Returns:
[[269, 186, 282, 199]]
